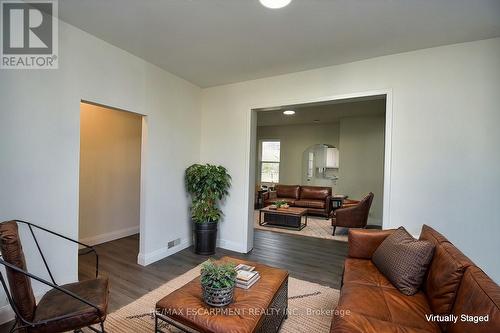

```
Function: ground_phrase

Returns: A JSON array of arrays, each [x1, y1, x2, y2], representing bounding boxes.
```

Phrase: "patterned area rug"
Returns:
[[254, 210, 348, 242], [91, 264, 340, 332]]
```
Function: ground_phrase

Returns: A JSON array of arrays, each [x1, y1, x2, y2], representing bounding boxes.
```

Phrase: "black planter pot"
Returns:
[[193, 221, 218, 255]]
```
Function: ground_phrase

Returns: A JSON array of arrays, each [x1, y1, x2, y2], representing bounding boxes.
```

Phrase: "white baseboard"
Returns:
[[218, 238, 248, 253], [136, 237, 247, 267], [0, 291, 45, 324], [0, 304, 15, 325], [137, 238, 192, 266], [80, 226, 139, 246]]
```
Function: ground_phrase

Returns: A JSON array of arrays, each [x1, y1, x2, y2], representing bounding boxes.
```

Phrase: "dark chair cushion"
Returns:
[[33, 278, 109, 333], [372, 227, 435, 295], [0, 221, 36, 321]]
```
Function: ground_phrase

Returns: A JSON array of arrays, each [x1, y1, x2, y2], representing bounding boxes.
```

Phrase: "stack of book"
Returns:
[[235, 264, 260, 289]]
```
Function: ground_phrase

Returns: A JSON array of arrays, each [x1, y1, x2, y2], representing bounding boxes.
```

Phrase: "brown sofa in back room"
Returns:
[[330, 225, 500, 333], [263, 184, 332, 217]]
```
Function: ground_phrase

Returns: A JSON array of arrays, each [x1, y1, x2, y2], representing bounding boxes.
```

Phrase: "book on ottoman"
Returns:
[[236, 268, 260, 289]]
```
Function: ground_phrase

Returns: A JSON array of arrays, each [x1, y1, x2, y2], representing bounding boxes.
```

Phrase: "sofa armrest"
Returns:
[[324, 195, 332, 214], [348, 229, 395, 259]]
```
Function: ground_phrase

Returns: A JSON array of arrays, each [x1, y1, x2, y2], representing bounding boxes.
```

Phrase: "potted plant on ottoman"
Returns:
[[200, 260, 237, 307], [274, 200, 289, 209], [185, 164, 231, 255]]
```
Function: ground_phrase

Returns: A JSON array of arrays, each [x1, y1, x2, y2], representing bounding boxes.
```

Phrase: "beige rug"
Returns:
[[254, 210, 348, 242], [92, 264, 340, 332]]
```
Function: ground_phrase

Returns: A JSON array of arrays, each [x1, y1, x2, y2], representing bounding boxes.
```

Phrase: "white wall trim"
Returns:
[[137, 238, 192, 266], [217, 238, 248, 253], [79, 225, 139, 246], [382, 90, 393, 229], [0, 291, 46, 324], [0, 304, 14, 325], [245, 89, 394, 251]]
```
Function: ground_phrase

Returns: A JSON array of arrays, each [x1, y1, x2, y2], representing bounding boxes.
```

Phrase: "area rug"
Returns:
[[94, 264, 340, 332], [254, 210, 348, 242]]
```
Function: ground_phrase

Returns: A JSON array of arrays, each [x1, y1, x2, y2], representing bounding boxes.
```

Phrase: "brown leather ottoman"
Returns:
[[155, 257, 288, 333]]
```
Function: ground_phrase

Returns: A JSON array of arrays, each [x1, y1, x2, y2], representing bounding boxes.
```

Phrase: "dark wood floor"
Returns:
[[0, 229, 347, 331], [79, 229, 348, 312]]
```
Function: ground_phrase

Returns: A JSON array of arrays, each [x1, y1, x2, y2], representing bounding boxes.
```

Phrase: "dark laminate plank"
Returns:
[[0, 229, 347, 332]]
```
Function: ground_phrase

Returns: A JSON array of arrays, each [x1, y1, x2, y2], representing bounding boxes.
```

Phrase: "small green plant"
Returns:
[[274, 200, 288, 208], [200, 260, 237, 289], [185, 164, 231, 223]]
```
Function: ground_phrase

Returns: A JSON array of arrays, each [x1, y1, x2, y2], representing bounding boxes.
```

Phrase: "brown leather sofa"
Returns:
[[263, 184, 332, 217], [330, 225, 500, 333]]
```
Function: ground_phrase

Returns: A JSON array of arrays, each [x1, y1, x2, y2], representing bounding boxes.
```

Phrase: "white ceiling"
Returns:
[[257, 97, 386, 127], [58, 0, 500, 87]]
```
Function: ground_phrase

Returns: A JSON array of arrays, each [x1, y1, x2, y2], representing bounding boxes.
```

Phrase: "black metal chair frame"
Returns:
[[0, 220, 106, 333]]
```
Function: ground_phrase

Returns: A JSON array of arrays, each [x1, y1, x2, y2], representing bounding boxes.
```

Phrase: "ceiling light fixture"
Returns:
[[259, 0, 292, 9], [283, 110, 295, 115]]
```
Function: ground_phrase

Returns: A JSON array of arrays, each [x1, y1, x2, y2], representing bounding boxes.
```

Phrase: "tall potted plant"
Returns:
[[185, 164, 231, 255]]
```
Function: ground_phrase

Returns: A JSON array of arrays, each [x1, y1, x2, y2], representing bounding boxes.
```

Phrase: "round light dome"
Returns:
[[259, 0, 292, 9], [283, 110, 295, 115]]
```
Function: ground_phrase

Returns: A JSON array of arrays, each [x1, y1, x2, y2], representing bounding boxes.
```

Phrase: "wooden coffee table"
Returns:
[[155, 257, 288, 333], [259, 206, 308, 231]]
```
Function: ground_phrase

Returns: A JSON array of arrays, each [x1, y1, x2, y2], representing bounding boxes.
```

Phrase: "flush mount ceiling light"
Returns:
[[283, 110, 295, 115], [260, 0, 292, 9]]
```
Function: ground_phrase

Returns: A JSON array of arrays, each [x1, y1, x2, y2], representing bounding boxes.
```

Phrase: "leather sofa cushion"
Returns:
[[348, 229, 395, 260], [0, 221, 36, 321], [343, 258, 395, 289], [372, 227, 435, 295], [424, 242, 473, 326], [294, 199, 325, 209], [33, 277, 109, 333], [300, 186, 331, 200], [419, 224, 449, 245], [335, 283, 440, 332], [275, 185, 300, 199], [447, 266, 500, 333]]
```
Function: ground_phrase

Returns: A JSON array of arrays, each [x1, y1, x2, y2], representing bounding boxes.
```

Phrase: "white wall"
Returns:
[[0, 20, 201, 319], [200, 38, 500, 282], [337, 117, 385, 226]]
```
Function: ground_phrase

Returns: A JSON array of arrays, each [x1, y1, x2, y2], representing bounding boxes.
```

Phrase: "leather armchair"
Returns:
[[331, 192, 374, 235], [0, 220, 109, 333]]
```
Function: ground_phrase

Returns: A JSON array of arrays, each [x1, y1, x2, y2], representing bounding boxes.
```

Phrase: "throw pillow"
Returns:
[[372, 227, 435, 295]]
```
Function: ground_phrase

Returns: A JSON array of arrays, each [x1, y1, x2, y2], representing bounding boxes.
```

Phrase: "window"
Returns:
[[260, 140, 280, 183]]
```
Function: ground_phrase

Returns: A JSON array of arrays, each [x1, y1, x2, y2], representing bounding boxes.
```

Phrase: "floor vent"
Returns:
[[168, 238, 181, 249]]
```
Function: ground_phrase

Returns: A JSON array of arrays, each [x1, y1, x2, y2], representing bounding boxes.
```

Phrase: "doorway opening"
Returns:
[[249, 92, 390, 246], [78, 101, 143, 274]]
